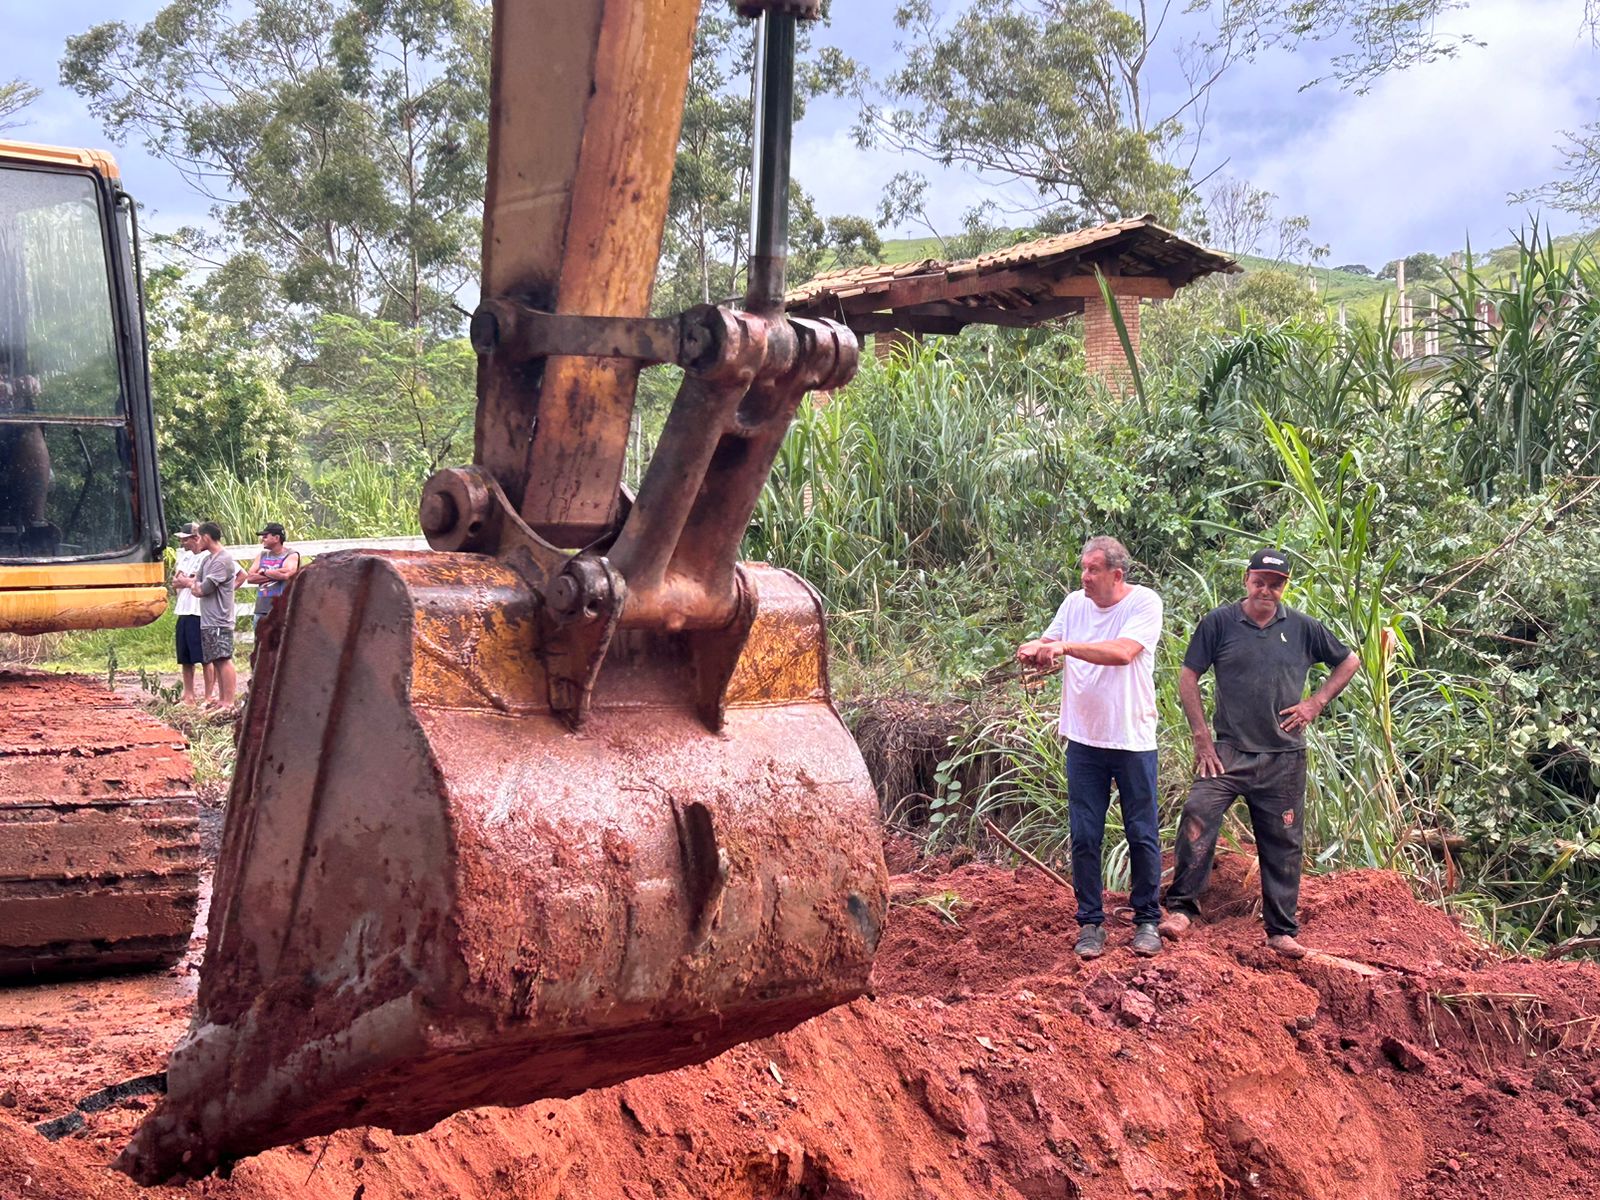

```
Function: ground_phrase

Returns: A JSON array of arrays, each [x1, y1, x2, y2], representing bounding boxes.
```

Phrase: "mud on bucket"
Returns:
[[118, 550, 887, 1184]]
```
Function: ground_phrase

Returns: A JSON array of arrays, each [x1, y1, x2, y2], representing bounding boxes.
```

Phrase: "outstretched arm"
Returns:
[[1019, 596, 1073, 667], [1039, 637, 1146, 667], [1016, 638, 1049, 666]]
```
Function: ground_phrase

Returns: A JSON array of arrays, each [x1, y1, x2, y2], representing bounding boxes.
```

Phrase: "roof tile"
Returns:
[[786, 215, 1237, 312]]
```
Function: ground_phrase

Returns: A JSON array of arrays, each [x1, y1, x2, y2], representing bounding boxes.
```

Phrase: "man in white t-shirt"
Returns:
[[170, 522, 214, 705], [1016, 536, 1164, 960]]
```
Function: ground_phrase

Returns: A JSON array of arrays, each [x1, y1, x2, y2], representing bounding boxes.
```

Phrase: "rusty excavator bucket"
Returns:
[[119, 0, 885, 1184]]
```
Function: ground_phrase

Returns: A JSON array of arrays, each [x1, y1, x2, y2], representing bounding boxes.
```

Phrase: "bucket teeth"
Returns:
[[120, 551, 886, 1184]]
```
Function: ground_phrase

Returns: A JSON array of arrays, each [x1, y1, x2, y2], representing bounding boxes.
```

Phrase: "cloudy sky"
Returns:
[[10, 1, 1599, 269]]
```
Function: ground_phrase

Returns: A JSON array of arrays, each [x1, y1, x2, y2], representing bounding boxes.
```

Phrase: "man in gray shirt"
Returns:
[[188, 522, 240, 707], [1160, 548, 1361, 957]]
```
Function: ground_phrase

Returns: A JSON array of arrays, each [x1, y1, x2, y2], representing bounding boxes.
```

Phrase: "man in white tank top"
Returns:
[[1016, 536, 1164, 960]]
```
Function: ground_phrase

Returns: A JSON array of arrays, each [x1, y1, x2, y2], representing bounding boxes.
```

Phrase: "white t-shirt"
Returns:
[[174, 548, 208, 618], [1041, 584, 1163, 751]]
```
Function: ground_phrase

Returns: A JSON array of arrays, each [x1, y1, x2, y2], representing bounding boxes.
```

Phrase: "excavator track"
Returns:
[[0, 670, 200, 980]]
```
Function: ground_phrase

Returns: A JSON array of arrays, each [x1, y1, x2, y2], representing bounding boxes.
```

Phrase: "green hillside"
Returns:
[[878, 235, 945, 265], [1235, 254, 1393, 323]]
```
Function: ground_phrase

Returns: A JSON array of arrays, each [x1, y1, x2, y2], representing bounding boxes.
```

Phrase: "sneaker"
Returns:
[[1157, 911, 1191, 940], [1074, 924, 1108, 959], [1131, 922, 1163, 957], [1267, 933, 1308, 959]]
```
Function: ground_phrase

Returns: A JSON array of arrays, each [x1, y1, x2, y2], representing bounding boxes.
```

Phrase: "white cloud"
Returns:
[[792, 120, 1005, 242], [792, 127, 893, 224], [1242, 0, 1596, 265]]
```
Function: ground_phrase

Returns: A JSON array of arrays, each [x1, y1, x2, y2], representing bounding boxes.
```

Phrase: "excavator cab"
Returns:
[[0, 143, 198, 981], [0, 144, 165, 582], [122, 0, 886, 1182]]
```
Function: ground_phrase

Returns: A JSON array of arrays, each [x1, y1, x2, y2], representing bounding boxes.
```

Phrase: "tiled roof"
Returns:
[[787, 215, 1237, 313]]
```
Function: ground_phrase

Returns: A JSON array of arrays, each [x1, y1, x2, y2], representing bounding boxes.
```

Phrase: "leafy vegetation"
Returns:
[[63, 0, 490, 328], [0, 77, 40, 130]]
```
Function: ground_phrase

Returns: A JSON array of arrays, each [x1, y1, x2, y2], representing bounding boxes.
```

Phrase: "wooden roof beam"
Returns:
[[896, 297, 1086, 327], [878, 266, 1050, 311], [846, 295, 1089, 336], [807, 262, 1178, 317], [849, 313, 971, 336], [1046, 274, 1175, 300]]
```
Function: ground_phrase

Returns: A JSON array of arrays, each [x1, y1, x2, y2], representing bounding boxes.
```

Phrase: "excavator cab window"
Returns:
[[0, 165, 135, 560]]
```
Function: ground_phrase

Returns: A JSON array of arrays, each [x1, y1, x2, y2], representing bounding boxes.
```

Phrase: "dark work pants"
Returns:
[[1065, 740, 1162, 926], [1164, 746, 1307, 936]]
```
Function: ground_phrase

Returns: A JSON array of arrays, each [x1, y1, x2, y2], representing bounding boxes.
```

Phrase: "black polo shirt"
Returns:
[[1182, 601, 1353, 753]]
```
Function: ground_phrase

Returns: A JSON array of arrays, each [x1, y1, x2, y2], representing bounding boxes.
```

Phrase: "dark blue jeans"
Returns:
[[1065, 740, 1162, 926]]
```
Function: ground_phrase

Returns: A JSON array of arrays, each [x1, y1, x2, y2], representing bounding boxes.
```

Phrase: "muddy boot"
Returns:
[[1074, 924, 1107, 960], [1131, 922, 1163, 957], [1267, 933, 1308, 959], [1157, 911, 1191, 941]]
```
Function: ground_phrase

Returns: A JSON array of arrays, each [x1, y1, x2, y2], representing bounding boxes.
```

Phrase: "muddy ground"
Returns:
[[1, 836, 1597, 1199]]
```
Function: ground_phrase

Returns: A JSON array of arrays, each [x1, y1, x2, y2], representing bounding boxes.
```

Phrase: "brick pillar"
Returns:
[[873, 329, 918, 361], [1082, 292, 1142, 385]]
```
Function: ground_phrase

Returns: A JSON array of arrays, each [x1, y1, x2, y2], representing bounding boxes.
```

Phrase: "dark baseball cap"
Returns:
[[258, 522, 287, 539], [171, 521, 201, 540], [1247, 548, 1292, 578]]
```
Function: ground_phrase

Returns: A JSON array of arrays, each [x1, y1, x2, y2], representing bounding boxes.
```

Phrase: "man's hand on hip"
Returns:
[[1278, 697, 1325, 734]]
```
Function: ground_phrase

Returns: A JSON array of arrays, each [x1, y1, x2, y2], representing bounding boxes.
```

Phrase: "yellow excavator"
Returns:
[[0, 140, 200, 979], [121, 0, 886, 1183]]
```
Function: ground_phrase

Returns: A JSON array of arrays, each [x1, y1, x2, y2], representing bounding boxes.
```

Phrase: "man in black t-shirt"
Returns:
[[1159, 548, 1361, 957]]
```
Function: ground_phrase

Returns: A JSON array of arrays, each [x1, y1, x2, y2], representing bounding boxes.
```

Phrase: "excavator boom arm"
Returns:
[[477, 0, 701, 546]]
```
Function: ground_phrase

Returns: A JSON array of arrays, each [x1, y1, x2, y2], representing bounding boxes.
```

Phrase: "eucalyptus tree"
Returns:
[[0, 79, 41, 131], [857, 0, 1476, 230], [61, 0, 490, 331]]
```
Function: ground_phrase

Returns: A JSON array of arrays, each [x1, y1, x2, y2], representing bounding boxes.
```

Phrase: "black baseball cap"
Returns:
[[1247, 548, 1292, 578], [259, 522, 287, 539], [171, 521, 200, 540]]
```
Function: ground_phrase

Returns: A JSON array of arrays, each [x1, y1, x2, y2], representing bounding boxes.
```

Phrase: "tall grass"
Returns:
[[1433, 228, 1600, 497], [180, 450, 424, 542], [749, 343, 1152, 680]]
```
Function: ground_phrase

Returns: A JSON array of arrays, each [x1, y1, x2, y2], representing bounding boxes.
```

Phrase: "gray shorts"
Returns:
[[201, 626, 234, 663]]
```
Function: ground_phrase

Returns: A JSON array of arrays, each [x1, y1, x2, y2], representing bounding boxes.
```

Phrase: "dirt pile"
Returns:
[[1, 851, 1597, 1199]]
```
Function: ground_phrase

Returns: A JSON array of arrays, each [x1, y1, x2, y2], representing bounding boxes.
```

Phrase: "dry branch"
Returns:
[[983, 818, 1072, 892], [1544, 936, 1600, 961]]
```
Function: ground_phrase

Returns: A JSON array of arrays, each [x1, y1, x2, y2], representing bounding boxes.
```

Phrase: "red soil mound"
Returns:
[[1, 852, 1596, 1199]]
